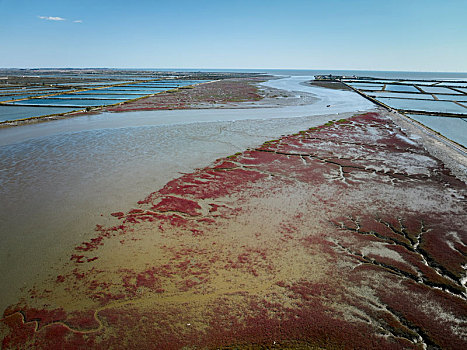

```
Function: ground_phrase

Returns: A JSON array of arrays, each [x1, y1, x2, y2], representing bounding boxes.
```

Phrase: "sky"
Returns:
[[0, 0, 466, 72]]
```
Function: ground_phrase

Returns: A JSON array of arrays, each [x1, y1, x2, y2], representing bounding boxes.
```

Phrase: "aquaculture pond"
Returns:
[[378, 97, 467, 114], [407, 113, 467, 147], [437, 82, 467, 87], [0, 90, 72, 97], [111, 80, 202, 87], [0, 75, 206, 122], [368, 91, 434, 100], [347, 83, 384, 90], [343, 76, 467, 118], [45, 94, 147, 100], [398, 80, 438, 85], [124, 85, 181, 89], [98, 87, 169, 93], [384, 84, 420, 93], [0, 89, 61, 94], [54, 81, 131, 87], [0, 105, 78, 122], [74, 91, 149, 96], [142, 80, 203, 84], [0, 95, 34, 102], [435, 94, 467, 102], [10, 98, 128, 107], [418, 86, 461, 94]]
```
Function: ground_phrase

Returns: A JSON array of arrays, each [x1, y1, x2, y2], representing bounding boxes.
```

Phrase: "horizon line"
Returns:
[[1, 67, 467, 74]]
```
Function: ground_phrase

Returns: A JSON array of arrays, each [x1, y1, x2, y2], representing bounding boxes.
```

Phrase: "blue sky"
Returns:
[[0, 0, 466, 71]]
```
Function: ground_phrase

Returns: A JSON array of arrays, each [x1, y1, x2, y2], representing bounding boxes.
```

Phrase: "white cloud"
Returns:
[[38, 16, 66, 21], [73, 20, 83, 23]]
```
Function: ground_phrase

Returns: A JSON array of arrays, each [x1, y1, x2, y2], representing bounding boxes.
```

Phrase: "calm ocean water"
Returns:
[[148, 68, 467, 81]]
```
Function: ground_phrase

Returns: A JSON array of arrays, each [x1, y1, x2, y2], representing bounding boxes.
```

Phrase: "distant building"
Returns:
[[314, 74, 342, 81], [315, 74, 358, 81]]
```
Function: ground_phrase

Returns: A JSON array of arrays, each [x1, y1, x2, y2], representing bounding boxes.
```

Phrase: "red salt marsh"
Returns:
[[1, 112, 466, 349]]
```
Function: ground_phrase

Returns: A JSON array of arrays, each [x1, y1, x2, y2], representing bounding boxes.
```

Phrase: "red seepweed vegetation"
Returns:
[[2, 112, 466, 349]]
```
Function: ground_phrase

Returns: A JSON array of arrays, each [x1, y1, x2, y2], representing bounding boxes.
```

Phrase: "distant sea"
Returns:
[[148, 68, 467, 81]]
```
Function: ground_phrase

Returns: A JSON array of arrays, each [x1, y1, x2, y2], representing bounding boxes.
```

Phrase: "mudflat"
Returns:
[[2, 110, 466, 349], [1, 77, 466, 349]]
